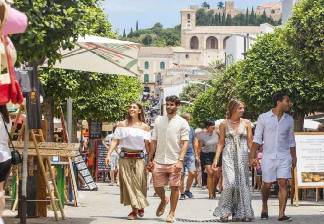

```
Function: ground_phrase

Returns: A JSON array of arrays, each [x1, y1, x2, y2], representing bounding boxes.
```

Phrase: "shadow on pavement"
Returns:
[[3, 217, 96, 224], [91, 215, 166, 223]]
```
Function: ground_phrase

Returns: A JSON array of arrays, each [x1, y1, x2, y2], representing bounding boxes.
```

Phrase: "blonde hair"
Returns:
[[226, 99, 245, 119]]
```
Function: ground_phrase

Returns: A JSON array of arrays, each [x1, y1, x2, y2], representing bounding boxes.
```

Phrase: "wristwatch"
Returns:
[[178, 158, 184, 162]]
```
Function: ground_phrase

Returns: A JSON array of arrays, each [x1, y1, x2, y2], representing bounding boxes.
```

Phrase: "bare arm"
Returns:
[[179, 140, 189, 161], [213, 122, 226, 165], [194, 138, 200, 160], [148, 140, 157, 162], [245, 120, 253, 150]]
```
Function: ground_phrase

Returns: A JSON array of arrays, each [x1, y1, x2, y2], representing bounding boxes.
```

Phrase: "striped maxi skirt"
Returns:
[[119, 158, 149, 209]]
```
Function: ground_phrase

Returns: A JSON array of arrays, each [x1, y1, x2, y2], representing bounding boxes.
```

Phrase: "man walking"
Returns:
[[180, 113, 197, 200], [147, 95, 190, 223], [250, 92, 297, 222]]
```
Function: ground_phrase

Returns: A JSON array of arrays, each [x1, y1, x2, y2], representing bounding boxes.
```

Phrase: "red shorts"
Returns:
[[152, 162, 182, 187]]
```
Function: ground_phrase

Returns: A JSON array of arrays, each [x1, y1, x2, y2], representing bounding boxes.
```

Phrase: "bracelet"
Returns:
[[178, 158, 184, 162]]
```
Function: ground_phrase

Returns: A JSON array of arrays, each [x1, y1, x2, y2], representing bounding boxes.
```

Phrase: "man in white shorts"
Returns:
[[250, 92, 297, 222]]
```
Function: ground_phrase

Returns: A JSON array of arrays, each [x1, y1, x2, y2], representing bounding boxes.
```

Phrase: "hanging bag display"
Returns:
[[0, 2, 28, 35], [0, 113, 22, 165]]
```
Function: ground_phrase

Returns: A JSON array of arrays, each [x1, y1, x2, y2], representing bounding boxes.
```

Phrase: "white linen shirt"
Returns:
[[152, 115, 190, 165], [253, 110, 296, 160]]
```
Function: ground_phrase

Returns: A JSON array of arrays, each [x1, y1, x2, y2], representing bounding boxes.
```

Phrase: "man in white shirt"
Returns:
[[250, 92, 297, 222], [147, 95, 190, 223]]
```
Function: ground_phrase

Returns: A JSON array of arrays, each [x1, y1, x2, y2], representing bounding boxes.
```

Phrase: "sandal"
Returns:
[[166, 213, 175, 223], [278, 215, 292, 222], [127, 211, 137, 220], [220, 216, 229, 222], [138, 208, 144, 217]]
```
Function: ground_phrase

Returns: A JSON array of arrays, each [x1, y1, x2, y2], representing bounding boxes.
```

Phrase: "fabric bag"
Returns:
[[1, 113, 22, 165]]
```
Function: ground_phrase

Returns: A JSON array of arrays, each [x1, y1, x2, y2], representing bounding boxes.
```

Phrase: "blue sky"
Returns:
[[103, 0, 281, 34]]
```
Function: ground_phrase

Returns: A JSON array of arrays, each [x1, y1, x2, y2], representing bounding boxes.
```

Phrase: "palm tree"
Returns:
[[217, 1, 224, 9]]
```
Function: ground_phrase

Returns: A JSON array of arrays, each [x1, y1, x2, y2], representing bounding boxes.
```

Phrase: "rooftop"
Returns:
[[138, 47, 173, 57]]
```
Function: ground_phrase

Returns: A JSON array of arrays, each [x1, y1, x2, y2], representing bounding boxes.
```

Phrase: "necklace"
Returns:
[[230, 119, 240, 124]]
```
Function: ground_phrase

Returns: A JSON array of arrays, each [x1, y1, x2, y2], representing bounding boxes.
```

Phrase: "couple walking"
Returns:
[[213, 91, 296, 222], [105, 95, 190, 223]]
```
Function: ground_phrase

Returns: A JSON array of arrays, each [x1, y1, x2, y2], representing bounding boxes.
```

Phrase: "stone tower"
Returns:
[[180, 8, 196, 48]]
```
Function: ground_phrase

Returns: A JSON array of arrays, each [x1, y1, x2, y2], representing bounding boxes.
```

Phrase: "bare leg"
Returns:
[[213, 169, 221, 195], [115, 169, 119, 185], [180, 175, 185, 194], [110, 170, 115, 185], [261, 182, 272, 214], [186, 171, 196, 191], [206, 166, 214, 198], [0, 182, 5, 217], [278, 179, 288, 218], [169, 186, 180, 214]]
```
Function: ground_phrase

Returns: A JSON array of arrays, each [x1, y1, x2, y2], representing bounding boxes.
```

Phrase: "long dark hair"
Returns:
[[127, 103, 145, 124], [0, 105, 10, 124]]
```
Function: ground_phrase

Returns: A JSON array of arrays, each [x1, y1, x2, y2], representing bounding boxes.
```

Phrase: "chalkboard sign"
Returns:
[[74, 152, 98, 191], [97, 143, 108, 172], [89, 122, 102, 139]]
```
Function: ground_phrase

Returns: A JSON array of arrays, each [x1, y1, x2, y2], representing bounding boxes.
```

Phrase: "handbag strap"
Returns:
[[0, 112, 15, 152]]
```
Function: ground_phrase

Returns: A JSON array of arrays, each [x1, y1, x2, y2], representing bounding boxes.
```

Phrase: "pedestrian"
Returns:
[[250, 91, 296, 222], [193, 128, 203, 188], [197, 120, 220, 199], [179, 113, 197, 200], [0, 105, 12, 224], [147, 95, 190, 223], [105, 129, 119, 186], [212, 99, 254, 222], [105, 103, 150, 220]]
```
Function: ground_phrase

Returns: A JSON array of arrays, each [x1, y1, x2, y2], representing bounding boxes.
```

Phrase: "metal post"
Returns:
[[67, 98, 73, 143], [20, 108, 29, 224]]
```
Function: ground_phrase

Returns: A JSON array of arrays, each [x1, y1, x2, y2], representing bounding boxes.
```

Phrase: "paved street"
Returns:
[[3, 183, 324, 224]]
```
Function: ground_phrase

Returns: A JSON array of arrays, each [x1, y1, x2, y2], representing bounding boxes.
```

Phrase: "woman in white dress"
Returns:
[[105, 103, 150, 220]]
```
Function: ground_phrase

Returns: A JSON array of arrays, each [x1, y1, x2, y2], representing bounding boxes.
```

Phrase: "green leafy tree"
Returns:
[[142, 34, 153, 46], [222, 12, 226, 25], [285, 0, 324, 80], [202, 1, 210, 9], [236, 31, 324, 130], [136, 20, 139, 31], [226, 14, 232, 25], [123, 29, 127, 38], [245, 8, 249, 25], [217, 1, 224, 9], [191, 63, 241, 127], [12, 0, 110, 67]]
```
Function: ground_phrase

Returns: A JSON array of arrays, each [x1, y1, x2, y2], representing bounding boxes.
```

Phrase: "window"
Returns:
[[160, 61, 165, 70], [185, 54, 189, 59], [190, 36, 199, 49], [206, 36, 218, 49], [144, 61, 149, 69], [144, 74, 149, 83], [187, 14, 191, 20]]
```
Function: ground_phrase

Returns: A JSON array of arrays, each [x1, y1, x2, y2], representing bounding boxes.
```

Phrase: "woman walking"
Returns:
[[105, 103, 150, 220], [197, 120, 221, 199], [0, 105, 12, 224], [212, 99, 254, 222]]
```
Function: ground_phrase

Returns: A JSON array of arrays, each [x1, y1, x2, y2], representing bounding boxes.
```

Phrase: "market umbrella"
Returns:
[[48, 35, 141, 76]]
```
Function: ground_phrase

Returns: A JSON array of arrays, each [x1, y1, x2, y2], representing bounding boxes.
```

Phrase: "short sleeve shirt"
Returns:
[[198, 131, 219, 153], [152, 115, 190, 164]]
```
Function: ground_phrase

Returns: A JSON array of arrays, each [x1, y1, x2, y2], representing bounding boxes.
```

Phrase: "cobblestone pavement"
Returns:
[[3, 183, 324, 224]]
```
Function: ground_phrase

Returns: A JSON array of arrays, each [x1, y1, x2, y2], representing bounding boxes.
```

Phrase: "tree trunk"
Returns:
[[72, 118, 79, 143], [294, 112, 305, 132], [43, 96, 54, 142]]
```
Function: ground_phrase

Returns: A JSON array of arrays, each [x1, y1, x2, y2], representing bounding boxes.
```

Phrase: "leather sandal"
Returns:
[[156, 198, 169, 217]]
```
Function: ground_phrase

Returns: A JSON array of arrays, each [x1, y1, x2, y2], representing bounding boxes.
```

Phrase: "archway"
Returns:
[[223, 36, 230, 49], [206, 36, 218, 49], [190, 36, 199, 49]]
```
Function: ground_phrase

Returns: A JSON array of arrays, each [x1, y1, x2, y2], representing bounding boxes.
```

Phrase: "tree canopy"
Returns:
[[285, 0, 324, 79], [12, 0, 115, 66]]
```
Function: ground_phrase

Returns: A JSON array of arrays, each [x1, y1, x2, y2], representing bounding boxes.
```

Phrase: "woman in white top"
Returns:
[[0, 105, 12, 222], [105, 103, 150, 220]]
